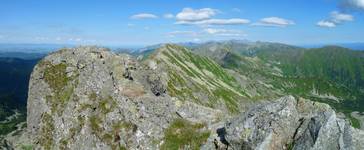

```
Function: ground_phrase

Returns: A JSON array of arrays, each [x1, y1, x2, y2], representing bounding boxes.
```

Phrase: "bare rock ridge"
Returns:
[[3, 45, 364, 149]]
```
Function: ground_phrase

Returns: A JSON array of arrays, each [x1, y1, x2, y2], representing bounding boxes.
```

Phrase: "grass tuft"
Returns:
[[161, 118, 210, 150]]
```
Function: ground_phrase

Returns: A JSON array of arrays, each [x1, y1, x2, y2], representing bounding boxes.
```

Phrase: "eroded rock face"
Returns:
[[217, 96, 364, 150], [27, 47, 172, 149], [23, 46, 222, 150]]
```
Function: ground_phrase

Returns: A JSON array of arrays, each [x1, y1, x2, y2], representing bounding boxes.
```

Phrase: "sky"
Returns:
[[0, 0, 363, 47]]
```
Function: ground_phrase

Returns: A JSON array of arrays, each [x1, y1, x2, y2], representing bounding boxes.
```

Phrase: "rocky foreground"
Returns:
[[2, 46, 364, 150]]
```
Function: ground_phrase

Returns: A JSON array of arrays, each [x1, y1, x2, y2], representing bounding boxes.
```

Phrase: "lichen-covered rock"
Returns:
[[23, 46, 221, 150], [210, 96, 364, 150], [26, 47, 166, 149]]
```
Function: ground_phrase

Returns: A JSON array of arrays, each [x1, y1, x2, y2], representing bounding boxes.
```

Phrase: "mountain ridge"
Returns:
[[1, 43, 364, 149]]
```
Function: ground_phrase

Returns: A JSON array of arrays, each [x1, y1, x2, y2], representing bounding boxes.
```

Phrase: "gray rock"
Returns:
[[213, 96, 364, 150], [24, 46, 178, 149], [21, 46, 222, 150]]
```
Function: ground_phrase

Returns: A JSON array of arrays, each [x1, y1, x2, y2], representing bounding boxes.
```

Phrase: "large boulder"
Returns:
[[213, 96, 364, 150]]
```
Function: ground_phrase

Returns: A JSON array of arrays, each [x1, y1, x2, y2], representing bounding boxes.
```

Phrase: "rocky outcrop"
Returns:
[[207, 96, 364, 150], [26, 46, 170, 149], [21, 46, 223, 150]]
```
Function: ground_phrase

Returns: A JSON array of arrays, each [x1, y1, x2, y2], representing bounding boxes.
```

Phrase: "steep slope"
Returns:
[[282, 46, 364, 89], [272, 46, 364, 116], [191, 41, 364, 128], [248, 45, 364, 119], [145, 44, 277, 113], [0, 58, 39, 136]]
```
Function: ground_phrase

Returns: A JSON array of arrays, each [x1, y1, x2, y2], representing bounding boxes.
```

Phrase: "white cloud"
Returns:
[[130, 13, 158, 19], [167, 31, 198, 37], [204, 28, 229, 34], [175, 7, 249, 26], [0, 35, 3, 39], [232, 8, 242, 12], [176, 18, 250, 25], [164, 13, 174, 19], [68, 38, 82, 42], [203, 28, 246, 36], [176, 8, 218, 21], [317, 20, 336, 28], [317, 11, 354, 28], [341, 0, 364, 10], [253, 17, 295, 27], [330, 11, 354, 23], [127, 23, 135, 27]]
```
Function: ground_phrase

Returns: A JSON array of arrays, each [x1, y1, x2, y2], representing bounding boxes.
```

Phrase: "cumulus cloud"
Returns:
[[253, 17, 295, 27], [130, 13, 158, 19], [317, 21, 336, 28], [341, 0, 364, 10], [174, 8, 250, 26], [330, 11, 354, 23], [176, 18, 250, 25], [317, 11, 353, 28], [164, 13, 174, 19], [176, 8, 218, 21]]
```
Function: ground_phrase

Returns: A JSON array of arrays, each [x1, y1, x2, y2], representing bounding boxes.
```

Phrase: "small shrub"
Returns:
[[90, 115, 103, 135]]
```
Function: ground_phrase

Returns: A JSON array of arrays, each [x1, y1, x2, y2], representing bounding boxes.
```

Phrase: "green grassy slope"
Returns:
[[191, 41, 364, 128], [147, 44, 251, 113]]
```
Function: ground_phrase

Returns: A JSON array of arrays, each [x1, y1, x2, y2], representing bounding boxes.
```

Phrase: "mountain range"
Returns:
[[136, 40, 364, 127], [0, 41, 363, 149]]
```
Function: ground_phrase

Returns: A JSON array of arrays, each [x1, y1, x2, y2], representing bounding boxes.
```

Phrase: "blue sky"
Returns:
[[0, 0, 363, 46]]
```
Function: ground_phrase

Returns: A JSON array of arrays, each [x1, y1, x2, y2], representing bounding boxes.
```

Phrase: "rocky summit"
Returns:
[[2, 45, 364, 150]]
